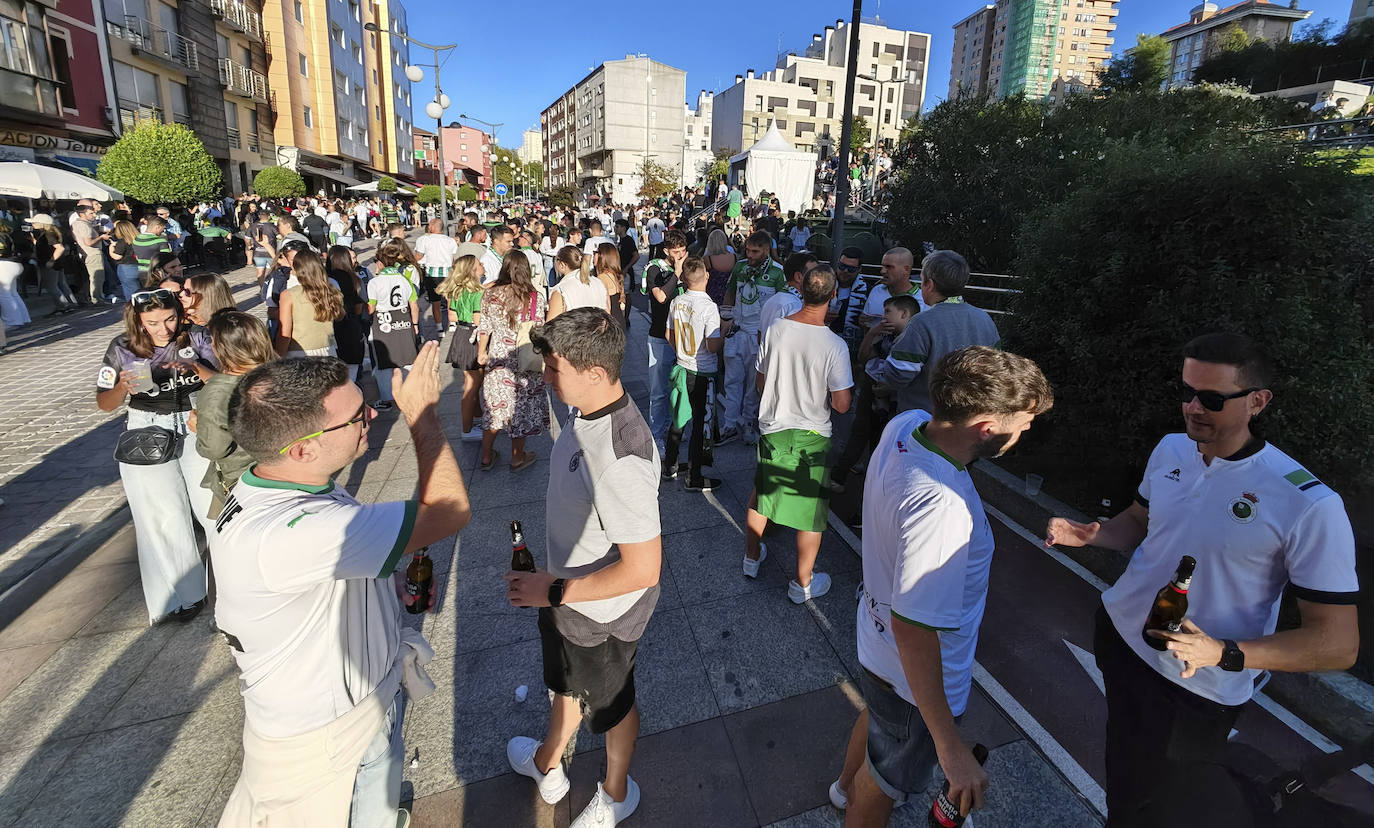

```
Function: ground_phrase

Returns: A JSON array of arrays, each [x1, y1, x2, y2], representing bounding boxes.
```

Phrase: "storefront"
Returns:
[[0, 127, 111, 176], [275, 145, 363, 198]]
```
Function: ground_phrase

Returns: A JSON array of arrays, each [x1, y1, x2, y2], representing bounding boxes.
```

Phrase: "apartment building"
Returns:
[[540, 55, 686, 205], [950, 5, 997, 99], [681, 89, 713, 187], [209, 0, 274, 194], [412, 124, 437, 185], [1161, 1, 1311, 89], [518, 128, 541, 165], [360, 0, 413, 180], [437, 124, 491, 196], [711, 18, 929, 157], [979, 0, 1119, 102], [0, 0, 118, 171]]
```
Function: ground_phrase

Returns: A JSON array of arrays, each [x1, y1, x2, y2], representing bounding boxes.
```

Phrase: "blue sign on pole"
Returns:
[[494, 183, 508, 197]]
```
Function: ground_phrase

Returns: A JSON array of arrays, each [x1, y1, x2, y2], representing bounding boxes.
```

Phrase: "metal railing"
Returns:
[[838, 263, 1020, 316], [208, 0, 262, 41], [226, 126, 241, 149], [1248, 116, 1374, 149], [218, 57, 268, 102], [107, 15, 199, 71], [247, 131, 260, 152]]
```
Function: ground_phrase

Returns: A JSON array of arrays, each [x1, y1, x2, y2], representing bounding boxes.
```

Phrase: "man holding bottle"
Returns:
[[505, 307, 662, 828], [1046, 333, 1360, 827]]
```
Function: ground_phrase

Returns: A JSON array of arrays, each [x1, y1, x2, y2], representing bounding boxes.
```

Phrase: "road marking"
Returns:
[[986, 503, 1374, 785], [973, 662, 1109, 817]]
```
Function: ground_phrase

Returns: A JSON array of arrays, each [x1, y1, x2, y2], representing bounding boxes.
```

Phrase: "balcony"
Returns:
[[218, 58, 268, 103], [209, 0, 262, 41], [0, 66, 63, 121], [108, 16, 199, 72], [226, 126, 241, 149], [118, 99, 163, 131]]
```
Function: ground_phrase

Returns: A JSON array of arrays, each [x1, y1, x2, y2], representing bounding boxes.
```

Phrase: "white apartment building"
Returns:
[[710, 18, 930, 157], [682, 89, 714, 187], [518, 128, 542, 165], [540, 55, 686, 205]]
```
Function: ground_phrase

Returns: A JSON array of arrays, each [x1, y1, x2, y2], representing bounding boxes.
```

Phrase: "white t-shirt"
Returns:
[[1102, 434, 1359, 706], [554, 275, 608, 313], [582, 235, 614, 255], [413, 233, 459, 269], [646, 218, 665, 244], [758, 286, 803, 341], [327, 212, 347, 239], [755, 317, 852, 437], [369, 268, 417, 314], [480, 248, 503, 285], [210, 469, 419, 738], [668, 290, 721, 374], [856, 410, 993, 715], [546, 395, 661, 624], [863, 281, 928, 318]]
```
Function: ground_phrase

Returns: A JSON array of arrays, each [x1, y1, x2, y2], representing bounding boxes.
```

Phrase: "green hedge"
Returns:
[[97, 121, 222, 204], [252, 166, 307, 199]]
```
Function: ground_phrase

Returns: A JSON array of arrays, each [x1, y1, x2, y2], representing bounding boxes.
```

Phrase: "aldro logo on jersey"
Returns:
[[1228, 491, 1259, 523]]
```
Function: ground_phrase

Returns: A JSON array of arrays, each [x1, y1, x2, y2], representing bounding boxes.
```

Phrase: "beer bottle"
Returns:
[[927, 743, 989, 827], [510, 520, 536, 572], [1142, 555, 1196, 650], [404, 547, 432, 615]]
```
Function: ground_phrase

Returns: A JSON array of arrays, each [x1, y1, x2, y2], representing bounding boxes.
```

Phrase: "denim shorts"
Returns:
[[860, 668, 954, 803]]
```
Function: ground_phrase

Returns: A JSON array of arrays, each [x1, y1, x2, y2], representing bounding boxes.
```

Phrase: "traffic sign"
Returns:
[[494, 183, 508, 196]]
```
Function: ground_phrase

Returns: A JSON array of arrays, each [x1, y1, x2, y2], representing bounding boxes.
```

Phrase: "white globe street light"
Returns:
[[404, 64, 424, 83], [438, 93, 450, 109], [425, 100, 444, 120]]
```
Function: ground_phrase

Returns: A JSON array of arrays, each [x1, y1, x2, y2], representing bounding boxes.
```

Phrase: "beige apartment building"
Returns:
[[950, 5, 997, 99], [954, 0, 1117, 103], [360, 0, 413, 180], [540, 55, 686, 205], [210, 0, 275, 194], [1161, 1, 1311, 89], [711, 18, 930, 157]]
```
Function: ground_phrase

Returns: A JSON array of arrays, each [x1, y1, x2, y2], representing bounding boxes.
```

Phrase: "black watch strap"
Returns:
[[548, 578, 567, 608], [1220, 639, 1245, 672]]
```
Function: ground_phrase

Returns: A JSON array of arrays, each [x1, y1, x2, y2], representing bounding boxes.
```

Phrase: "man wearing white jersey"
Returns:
[[832, 346, 1052, 826], [1046, 333, 1360, 827], [719, 232, 785, 445], [757, 251, 816, 344], [413, 218, 460, 332], [212, 345, 471, 826]]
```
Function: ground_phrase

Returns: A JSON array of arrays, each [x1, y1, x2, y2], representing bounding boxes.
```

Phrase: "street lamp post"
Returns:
[[365, 22, 456, 234]]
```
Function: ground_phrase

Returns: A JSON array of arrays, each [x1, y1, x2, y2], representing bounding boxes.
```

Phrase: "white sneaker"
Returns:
[[571, 777, 640, 827], [828, 779, 848, 810], [742, 543, 768, 578], [788, 572, 832, 604], [506, 736, 570, 804]]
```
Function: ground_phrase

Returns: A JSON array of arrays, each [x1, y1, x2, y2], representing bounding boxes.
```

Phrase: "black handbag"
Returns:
[[113, 426, 181, 465]]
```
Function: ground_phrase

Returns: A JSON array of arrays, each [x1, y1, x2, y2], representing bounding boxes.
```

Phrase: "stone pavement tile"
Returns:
[[401, 639, 551, 796], [723, 682, 865, 825], [707, 439, 765, 475], [687, 589, 851, 716], [195, 740, 244, 827], [0, 624, 174, 753], [566, 718, 757, 828], [657, 480, 744, 537], [467, 456, 553, 511], [664, 522, 791, 606], [0, 733, 84, 825], [100, 616, 238, 730], [18, 697, 244, 828], [0, 641, 61, 705], [410, 769, 571, 828], [0, 556, 140, 651], [806, 568, 863, 681], [76, 578, 149, 637], [964, 739, 1104, 827], [756, 528, 863, 587], [962, 686, 1024, 752]]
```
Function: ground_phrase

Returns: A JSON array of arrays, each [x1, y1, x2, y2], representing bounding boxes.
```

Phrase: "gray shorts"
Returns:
[[860, 668, 958, 803]]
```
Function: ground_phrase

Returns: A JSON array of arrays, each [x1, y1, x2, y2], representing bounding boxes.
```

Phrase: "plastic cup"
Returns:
[[1025, 473, 1044, 498], [129, 360, 156, 394]]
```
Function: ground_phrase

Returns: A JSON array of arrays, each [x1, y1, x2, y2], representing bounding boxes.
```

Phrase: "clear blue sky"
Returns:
[[404, 0, 1356, 148]]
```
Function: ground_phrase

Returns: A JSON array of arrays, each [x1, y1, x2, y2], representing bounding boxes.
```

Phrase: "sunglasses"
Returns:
[[1179, 384, 1260, 412], [836, 263, 860, 273], [131, 288, 178, 310], [277, 404, 371, 455]]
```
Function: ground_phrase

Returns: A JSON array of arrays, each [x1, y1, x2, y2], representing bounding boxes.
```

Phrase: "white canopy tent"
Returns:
[[728, 122, 817, 215], [345, 180, 417, 195]]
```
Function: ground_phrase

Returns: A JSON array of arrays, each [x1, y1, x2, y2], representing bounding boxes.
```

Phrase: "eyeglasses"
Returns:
[[1179, 384, 1260, 412], [131, 289, 177, 311], [277, 404, 371, 455], [178, 287, 197, 299]]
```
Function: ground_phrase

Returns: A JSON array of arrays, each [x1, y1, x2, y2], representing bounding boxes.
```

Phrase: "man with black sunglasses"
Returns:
[[1045, 333, 1359, 827]]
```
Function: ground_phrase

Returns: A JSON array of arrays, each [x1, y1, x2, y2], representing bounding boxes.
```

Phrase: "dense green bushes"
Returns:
[[252, 166, 306, 199], [98, 122, 222, 204]]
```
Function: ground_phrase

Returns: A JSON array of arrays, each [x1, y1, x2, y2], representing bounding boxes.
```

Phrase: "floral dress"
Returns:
[[477, 288, 550, 436]]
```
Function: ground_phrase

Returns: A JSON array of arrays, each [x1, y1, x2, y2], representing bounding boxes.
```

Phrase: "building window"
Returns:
[[293, 0, 303, 23], [461, 155, 467, 162], [375, 105, 380, 120], [303, 106, 313, 127], [298, 53, 307, 76], [47, 28, 76, 111], [378, 140, 383, 153], [352, 43, 362, 64]]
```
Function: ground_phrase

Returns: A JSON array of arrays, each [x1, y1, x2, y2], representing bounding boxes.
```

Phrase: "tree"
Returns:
[[1193, 16, 1374, 93], [849, 116, 871, 153], [1007, 141, 1374, 489], [251, 166, 307, 200], [97, 121, 222, 204], [378, 176, 397, 193], [1215, 23, 1252, 55], [548, 184, 577, 208], [703, 147, 732, 184], [454, 183, 477, 202], [636, 158, 678, 199], [416, 184, 441, 204], [1098, 34, 1169, 93]]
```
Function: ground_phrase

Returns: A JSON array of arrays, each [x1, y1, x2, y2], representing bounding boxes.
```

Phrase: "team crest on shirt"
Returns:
[[1166, 468, 1181, 482], [569, 449, 584, 473], [178, 347, 195, 359], [97, 366, 118, 389], [1228, 492, 1259, 523]]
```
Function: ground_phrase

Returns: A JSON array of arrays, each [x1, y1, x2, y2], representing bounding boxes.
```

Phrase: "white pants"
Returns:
[[721, 331, 759, 432], [120, 408, 213, 623]]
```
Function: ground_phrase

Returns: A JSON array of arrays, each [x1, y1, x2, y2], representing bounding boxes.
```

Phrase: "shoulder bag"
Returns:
[[514, 293, 544, 374]]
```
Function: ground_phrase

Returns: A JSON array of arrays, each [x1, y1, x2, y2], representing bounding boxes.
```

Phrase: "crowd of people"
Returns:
[[0, 175, 1349, 828]]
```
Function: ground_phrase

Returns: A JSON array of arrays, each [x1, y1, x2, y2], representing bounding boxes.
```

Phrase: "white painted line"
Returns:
[[987, 501, 1374, 783], [984, 503, 1108, 592], [973, 662, 1108, 817], [827, 510, 863, 557]]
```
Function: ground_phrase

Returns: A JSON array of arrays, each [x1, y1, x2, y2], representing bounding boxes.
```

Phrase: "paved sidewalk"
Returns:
[[0, 263, 1103, 826]]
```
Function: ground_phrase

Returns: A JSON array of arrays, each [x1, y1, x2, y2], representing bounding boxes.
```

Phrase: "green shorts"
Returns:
[[754, 429, 832, 533], [726, 204, 741, 219]]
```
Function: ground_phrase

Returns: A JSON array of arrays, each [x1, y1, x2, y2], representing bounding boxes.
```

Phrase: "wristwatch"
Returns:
[[1219, 639, 1245, 672], [548, 578, 567, 608]]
